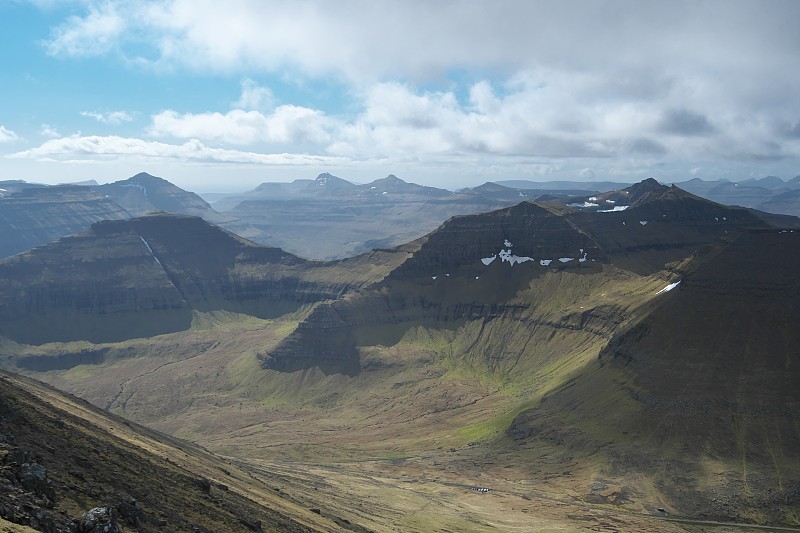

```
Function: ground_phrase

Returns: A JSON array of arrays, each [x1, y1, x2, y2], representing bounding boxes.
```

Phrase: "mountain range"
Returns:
[[5, 171, 800, 262], [1, 177, 798, 530]]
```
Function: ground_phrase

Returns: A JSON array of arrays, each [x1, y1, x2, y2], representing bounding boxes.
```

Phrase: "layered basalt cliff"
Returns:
[[0, 185, 130, 259], [0, 213, 380, 344], [261, 181, 782, 375]]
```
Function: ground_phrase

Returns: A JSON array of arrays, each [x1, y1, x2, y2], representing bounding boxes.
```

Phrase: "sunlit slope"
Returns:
[[263, 180, 772, 377], [509, 229, 800, 525]]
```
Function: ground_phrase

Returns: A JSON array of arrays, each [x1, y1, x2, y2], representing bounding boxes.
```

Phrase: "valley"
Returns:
[[1, 179, 798, 531]]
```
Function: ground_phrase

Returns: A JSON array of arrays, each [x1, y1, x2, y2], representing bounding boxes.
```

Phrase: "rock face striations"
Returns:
[[261, 180, 776, 375], [0, 213, 398, 344], [0, 185, 130, 259]]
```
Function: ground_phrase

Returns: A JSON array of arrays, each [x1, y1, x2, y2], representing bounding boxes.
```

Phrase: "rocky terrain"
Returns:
[[0, 371, 329, 532]]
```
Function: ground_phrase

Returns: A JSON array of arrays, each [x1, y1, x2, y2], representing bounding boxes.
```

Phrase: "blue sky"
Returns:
[[1, 1, 799, 191]]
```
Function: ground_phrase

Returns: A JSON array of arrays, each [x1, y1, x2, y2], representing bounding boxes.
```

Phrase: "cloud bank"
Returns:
[[8, 0, 798, 185]]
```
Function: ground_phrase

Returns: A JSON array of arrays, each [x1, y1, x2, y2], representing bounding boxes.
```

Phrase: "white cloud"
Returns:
[[7, 134, 346, 166], [149, 105, 332, 145], [81, 110, 134, 125], [46, 2, 125, 57], [43, 1, 800, 90], [40, 124, 61, 138], [26, 1, 800, 183], [235, 79, 274, 111], [0, 126, 19, 143], [140, 76, 799, 168]]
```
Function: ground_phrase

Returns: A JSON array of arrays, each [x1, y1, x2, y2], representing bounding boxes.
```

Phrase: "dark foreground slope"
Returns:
[[509, 229, 800, 524], [0, 213, 409, 344], [0, 371, 322, 532]]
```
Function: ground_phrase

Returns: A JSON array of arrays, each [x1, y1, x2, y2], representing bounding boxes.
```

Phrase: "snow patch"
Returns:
[[498, 249, 533, 265], [598, 205, 628, 213], [656, 280, 681, 295], [589, 196, 598, 201], [121, 182, 148, 200], [481, 255, 497, 266], [568, 201, 599, 208], [579, 249, 588, 263], [382, 191, 388, 195], [540, 259, 552, 266], [605, 199, 616, 204], [504, 239, 513, 247], [639, 220, 648, 225], [559, 257, 574, 263], [432, 276, 437, 280]]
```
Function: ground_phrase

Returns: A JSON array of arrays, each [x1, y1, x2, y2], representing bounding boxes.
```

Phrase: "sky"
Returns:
[[1, 0, 799, 192]]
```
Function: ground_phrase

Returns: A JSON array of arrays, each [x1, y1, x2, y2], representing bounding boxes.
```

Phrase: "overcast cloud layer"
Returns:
[[2, 0, 799, 189]]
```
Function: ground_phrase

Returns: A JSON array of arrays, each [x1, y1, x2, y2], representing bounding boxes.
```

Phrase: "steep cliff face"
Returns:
[[0, 213, 390, 344], [261, 181, 779, 376], [0, 185, 130, 259]]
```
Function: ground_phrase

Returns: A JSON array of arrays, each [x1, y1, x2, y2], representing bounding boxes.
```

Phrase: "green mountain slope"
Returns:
[[509, 229, 800, 524]]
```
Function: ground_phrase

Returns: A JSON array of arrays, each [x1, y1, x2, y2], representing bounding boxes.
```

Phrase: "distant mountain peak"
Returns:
[[313, 172, 354, 190], [129, 172, 167, 183]]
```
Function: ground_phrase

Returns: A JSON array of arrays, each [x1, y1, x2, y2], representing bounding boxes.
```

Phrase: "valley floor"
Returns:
[[3, 306, 798, 533]]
